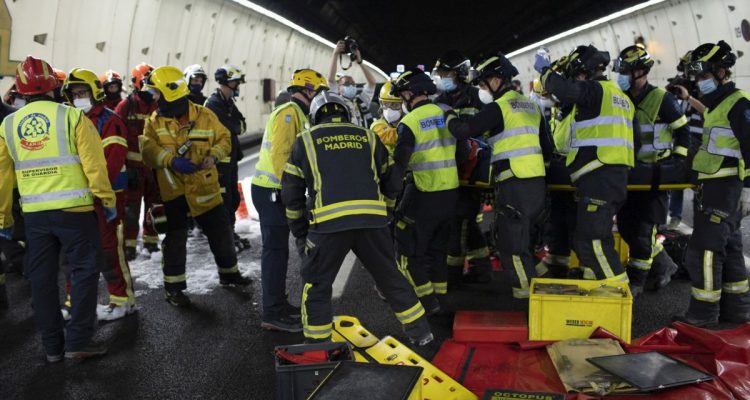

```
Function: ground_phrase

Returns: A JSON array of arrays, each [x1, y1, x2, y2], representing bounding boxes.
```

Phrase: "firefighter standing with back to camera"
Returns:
[[675, 41, 750, 326], [535, 45, 637, 285], [205, 65, 251, 252], [281, 91, 434, 346], [612, 45, 687, 296], [139, 66, 250, 307], [447, 53, 551, 299]]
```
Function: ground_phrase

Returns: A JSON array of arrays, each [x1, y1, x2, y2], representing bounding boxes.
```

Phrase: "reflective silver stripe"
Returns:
[[572, 115, 633, 130], [570, 159, 604, 182], [490, 146, 541, 162], [55, 104, 70, 157], [639, 124, 654, 133], [689, 125, 703, 134], [690, 113, 702, 121], [414, 137, 455, 152], [15, 155, 81, 170], [261, 140, 272, 150], [21, 188, 91, 204], [707, 127, 741, 158], [571, 137, 633, 148], [691, 287, 721, 302], [254, 169, 280, 184], [639, 144, 656, 153], [311, 202, 386, 221], [723, 280, 750, 294], [698, 167, 738, 179], [652, 124, 671, 150], [411, 159, 456, 171], [488, 126, 539, 146]]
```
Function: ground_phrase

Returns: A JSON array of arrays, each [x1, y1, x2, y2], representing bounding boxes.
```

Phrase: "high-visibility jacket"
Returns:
[[0, 100, 115, 219], [489, 89, 545, 181], [634, 87, 688, 163], [399, 103, 458, 192], [692, 89, 750, 180], [567, 80, 635, 181], [370, 118, 397, 154], [114, 93, 157, 164], [140, 101, 231, 216], [281, 122, 396, 235], [553, 105, 576, 156], [253, 101, 308, 189], [88, 104, 128, 192]]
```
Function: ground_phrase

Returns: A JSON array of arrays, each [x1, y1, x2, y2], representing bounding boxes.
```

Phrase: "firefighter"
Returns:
[[613, 46, 688, 295], [535, 45, 636, 286], [447, 53, 551, 299], [183, 64, 208, 105], [252, 69, 328, 332], [281, 91, 433, 345], [140, 66, 251, 306], [391, 68, 458, 313], [676, 41, 750, 326], [99, 70, 124, 110], [0, 97, 15, 309], [205, 65, 250, 252], [62, 68, 134, 320], [434, 50, 493, 287], [114, 63, 160, 260], [369, 80, 402, 154], [0, 56, 115, 360]]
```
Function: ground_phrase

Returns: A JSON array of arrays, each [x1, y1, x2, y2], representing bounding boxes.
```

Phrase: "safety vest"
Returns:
[[567, 80, 635, 181], [635, 87, 688, 163], [553, 105, 576, 156], [489, 90, 545, 181], [1, 101, 93, 212], [253, 101, 308, 189], [692, 89, 750, 180], [399, 103, 458, 192]]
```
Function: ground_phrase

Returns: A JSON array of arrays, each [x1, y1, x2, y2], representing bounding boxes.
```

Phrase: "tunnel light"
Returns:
[[231, 0, 389, 79], [506, 0, 668, 58]]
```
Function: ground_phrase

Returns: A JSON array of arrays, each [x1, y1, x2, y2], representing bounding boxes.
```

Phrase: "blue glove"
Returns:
[[171, 157, 199, 174], [104, 207, 117, 223], [0, 227, 12, 240], [533, 53, 551, 74]]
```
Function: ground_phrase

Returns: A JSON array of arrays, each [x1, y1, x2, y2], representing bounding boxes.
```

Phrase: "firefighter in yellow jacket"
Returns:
[[0, 56, 115, 361], [140, 66, 250, 307]]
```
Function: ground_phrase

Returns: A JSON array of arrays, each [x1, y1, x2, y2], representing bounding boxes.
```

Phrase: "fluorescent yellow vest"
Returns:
[[489, 90, 545, 181], [635, 87, 686, 163], [400, 103, 458, 192], [253, 101, 308, 189]]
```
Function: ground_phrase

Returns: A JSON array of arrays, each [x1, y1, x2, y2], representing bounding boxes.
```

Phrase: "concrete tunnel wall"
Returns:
[[0, 0, 386, 134], [509, 0, 750, 92]]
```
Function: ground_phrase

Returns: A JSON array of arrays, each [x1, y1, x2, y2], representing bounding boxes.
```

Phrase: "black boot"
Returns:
[[720, 291, 750, 323], [626, 265, 648, 297], [647, 251, 678, 291], [673, 297, 719, 327]]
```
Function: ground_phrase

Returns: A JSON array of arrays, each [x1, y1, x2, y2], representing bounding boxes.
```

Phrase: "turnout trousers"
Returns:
[[124, 161, 160, 251]]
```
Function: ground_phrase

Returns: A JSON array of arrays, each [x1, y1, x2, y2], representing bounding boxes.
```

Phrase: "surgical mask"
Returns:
[[189, 83, 203, 94], [698, 78, 717, 95], [383, 108, 401, 124], [73, 98, 93, 113], [402, 102, 410, 114], [342, 85, 357, 99], [616, 74, 631, 91], [157, 96, 189, 118], [478, 88, 494, 104], [12, 97, 26, 108], [436, 77, 457, 92], [232, 87, 240, 98]]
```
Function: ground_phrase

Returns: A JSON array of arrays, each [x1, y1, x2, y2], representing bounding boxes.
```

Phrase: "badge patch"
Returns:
[[285, 114, 292, 124], [17, 113, 52, 151]]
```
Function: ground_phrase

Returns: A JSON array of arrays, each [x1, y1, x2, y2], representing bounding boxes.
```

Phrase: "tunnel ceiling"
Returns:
[[250, 0, 647, 74]]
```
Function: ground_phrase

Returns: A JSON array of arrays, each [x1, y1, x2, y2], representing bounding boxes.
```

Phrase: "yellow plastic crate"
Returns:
[[569, 231, 629, 267], [528, 278, 632, 343]]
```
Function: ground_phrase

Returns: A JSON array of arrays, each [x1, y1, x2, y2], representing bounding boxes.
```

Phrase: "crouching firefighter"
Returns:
[[281, 91, 433, 346]]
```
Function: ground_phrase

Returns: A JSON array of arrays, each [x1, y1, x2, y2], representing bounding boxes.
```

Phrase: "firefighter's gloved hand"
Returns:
[[0, 227, 12, 240], [533, 53, 551, 74], [436, 102, 453, 113], [295, 236, 307, 258], [104, 207, 117, 223], [740, 188, 750, 218], [171, 157, 199, 174]]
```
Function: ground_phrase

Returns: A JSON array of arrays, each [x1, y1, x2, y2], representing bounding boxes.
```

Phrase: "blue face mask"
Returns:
[[437, 77, 457, 92], [188, 83, 203, 94], [698, 78, 717, 95], [342, 85, 357, 99], [616, 74, 631, 91]]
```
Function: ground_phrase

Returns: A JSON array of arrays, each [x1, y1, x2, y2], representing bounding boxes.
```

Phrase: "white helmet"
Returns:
[[183, 64, 207, 81], [309, 90, 351, 125]]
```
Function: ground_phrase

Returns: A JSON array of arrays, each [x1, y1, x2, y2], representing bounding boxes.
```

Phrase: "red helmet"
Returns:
[[131, 62, 154, 91], [15, 56, 59, 96], [99, 69, 122, 86]]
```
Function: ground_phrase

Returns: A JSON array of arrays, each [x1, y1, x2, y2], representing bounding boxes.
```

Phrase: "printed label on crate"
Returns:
[[482, 389, 564, 400], [565, 319, 593, 327]]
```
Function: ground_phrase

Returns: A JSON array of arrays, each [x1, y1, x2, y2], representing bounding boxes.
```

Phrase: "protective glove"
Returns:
[[171, 157, 199, 174], [104, 207, 117, 223], [436, 102, 453, 113], [0, 227, 12, 240], [295, 236, 307, 258], [533, 52, 551, 74], [741, 188, 750, 218]]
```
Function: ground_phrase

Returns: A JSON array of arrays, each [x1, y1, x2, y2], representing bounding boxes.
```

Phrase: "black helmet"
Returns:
[[676, 50, 692, 73], [566, 45, 610, 77], [686, 40, 737, 80], [471, 52, 518, 85], [434, 50, 471, 80], [614, 45, 654, 74], [214, 65, 245, 86], [390, 68, 437, 96]]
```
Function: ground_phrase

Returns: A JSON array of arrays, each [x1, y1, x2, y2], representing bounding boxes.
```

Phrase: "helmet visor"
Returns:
[[685, 61, 712, 81]]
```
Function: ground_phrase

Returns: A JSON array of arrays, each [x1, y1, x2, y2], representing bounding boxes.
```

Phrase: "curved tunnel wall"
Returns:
[[0, 0, 384, 133], [509, 0, 750, 90]]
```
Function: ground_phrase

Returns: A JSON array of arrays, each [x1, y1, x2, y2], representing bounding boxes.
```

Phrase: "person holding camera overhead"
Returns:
[[328, 37, 377, 127]]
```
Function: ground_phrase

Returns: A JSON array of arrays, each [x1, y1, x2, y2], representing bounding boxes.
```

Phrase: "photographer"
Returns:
[[328, 37, 377, 127]]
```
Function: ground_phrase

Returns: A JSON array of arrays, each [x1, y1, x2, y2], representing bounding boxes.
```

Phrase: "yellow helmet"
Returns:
[[63, 68, 105, 103], [379, 80, 401, 103], [532, 78, 543, 95], [289, 68, 328, 92], [145, 66, 189, 102]]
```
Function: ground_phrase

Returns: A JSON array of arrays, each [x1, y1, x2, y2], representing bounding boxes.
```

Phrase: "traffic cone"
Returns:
[[236, 182, 249, 220]]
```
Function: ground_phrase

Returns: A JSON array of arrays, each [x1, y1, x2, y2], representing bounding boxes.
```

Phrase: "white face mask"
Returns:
[[383, 108, 402, 124], [12, 98, 26, 108], [478, 89, 494, 104], [73, 98, 93, 113], [401, 102, 410, 115]]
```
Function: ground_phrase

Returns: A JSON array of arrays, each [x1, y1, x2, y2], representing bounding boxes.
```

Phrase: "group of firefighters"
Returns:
[[1, 36, 749, 360]]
